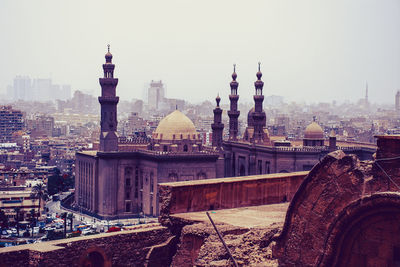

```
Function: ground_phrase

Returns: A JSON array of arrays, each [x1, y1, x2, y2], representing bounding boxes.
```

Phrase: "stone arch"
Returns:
[[273, 150, 400, 266], [321, 192, 400, 267], [78, 246, 111, 267]]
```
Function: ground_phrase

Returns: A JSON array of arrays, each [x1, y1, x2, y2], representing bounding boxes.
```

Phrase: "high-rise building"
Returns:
[[147, 80, 165, 110], [8, 76, 72, 102], [396, 91, 400, 111], [0, 106, 24, 142], [8, 76, 31, 101]]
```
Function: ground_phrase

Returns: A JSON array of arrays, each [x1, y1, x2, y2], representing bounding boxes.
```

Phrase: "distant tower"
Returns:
[[396, 91, 400, 111], [99, 45, 119, 152], [365, 82, 369, 104], [228, 65, 240, 141], [251, 63, 267, 143], [211, 95, 224, 148]]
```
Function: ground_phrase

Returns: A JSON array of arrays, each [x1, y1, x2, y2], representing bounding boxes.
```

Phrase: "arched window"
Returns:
[[183, 145, 188, 152], [163, 145, 168, 152]]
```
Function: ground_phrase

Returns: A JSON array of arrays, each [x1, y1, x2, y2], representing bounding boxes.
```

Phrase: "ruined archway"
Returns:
[[79, 247, 111, 267], [322, 192, 400, 267], [273, 149, 400, 266]]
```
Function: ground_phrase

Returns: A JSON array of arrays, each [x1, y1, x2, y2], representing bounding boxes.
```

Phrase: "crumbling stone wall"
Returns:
[[172, 221, 280, 267], [0, 225, 174, 267]]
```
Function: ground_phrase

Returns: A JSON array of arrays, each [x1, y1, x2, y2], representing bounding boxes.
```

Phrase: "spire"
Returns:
[[212, 94, 224, 148], [365, 81, 368, 101], [99, 47, 119, 152], [228, 65, 240, 141]]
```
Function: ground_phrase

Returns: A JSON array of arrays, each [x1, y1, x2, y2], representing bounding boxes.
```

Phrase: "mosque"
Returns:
[[75, 48, 375, 219]]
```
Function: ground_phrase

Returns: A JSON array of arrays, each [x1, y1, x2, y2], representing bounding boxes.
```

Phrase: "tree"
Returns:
[[0, 209, 8, 228], [30, 183, 49, 222], [29, 209, 36, 237], [47, 169, 62, 195]]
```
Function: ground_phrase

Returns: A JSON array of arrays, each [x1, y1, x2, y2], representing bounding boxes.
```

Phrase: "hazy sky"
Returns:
[[0, 0, 399, 104]]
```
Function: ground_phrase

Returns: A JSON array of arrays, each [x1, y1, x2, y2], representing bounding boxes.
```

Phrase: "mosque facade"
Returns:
[[75, 49, 375, 219], [75, 48, 221, 219]]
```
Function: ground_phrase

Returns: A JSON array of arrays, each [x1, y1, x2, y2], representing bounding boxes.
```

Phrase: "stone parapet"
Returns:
[[158, 171, 308, 226]]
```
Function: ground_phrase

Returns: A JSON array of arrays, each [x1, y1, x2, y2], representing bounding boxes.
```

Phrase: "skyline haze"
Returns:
[[0, 0, 399, 105]]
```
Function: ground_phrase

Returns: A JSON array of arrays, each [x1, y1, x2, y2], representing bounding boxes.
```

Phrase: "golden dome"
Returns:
[[153, 110, 199, 140], [304, 121, 324, 139]]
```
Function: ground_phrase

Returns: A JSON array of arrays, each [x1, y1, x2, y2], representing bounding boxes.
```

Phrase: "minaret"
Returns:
[[99, 45, 119, 152], [211, 95, 224, 148], [227, 64, 240, 141], [329, 129, 337, 152], [251, 62, 266, 143]]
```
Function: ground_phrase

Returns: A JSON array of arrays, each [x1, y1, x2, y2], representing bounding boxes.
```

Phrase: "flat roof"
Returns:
[[171, 202, 289, 228]]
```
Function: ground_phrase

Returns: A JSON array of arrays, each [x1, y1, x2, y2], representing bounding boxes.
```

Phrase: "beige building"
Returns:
[[0, 188, 40, 222]]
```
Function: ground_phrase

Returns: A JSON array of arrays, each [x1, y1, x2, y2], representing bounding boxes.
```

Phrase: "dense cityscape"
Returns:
[[1, 1, 400, 266]]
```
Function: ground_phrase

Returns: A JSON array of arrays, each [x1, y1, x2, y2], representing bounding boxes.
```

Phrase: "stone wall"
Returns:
[[159, 171, 308, 219], [0, 225, 175, 267]]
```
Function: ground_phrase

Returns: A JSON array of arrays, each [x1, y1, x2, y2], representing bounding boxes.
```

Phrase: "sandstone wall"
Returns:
[[159, 171, 308, 218]]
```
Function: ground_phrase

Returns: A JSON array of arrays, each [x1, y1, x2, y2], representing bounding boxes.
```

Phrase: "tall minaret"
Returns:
[[211, 95, 224, 148], [228, 64, 240, 141], [99, 45, 119, 152], [251, 63, 266, 143]]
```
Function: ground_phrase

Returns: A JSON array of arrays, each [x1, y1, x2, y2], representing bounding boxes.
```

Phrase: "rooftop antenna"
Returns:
[[107, 44, 110, 53]]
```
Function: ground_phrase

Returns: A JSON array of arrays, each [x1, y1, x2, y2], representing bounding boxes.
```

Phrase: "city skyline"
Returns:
[[0, 0, 399, 104]]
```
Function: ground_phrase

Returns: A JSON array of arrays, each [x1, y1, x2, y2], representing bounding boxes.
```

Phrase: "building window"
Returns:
[[163, 145, 168, 152], [183, 145, 188, 152], [265, 161, 270, 174], [258, 160, 262, 174], [150, 173, 154, 193], [126, 178, 131, 187], [125, 202, 131, 212], [126, 191, 130, 199]]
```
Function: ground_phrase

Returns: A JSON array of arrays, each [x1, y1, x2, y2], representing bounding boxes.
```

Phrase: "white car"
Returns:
[[33, 227, 39, 234]]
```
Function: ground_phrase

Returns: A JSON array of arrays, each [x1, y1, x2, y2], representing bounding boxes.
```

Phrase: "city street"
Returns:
[[45, 192, 157, 232]]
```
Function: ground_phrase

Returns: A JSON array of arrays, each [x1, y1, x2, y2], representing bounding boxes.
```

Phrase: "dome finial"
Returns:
[[258, 62, 261, 72], [231, 64, 237, 81], [216, 94, 221, 107], [105, 44, 113, 63]]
